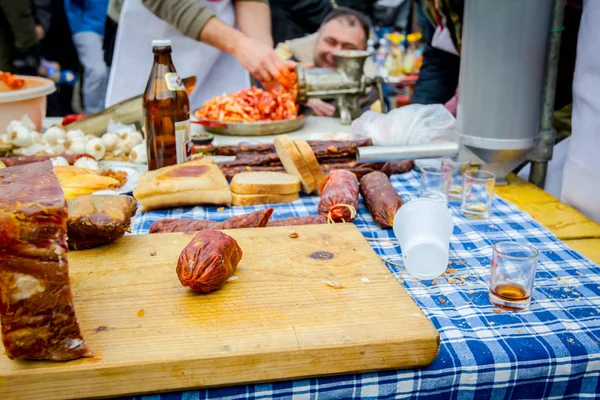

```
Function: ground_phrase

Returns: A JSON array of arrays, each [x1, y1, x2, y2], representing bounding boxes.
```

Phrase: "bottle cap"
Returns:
[[152, 39, 172, 48]]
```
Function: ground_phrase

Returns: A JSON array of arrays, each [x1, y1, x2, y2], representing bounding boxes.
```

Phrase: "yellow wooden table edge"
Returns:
[[496, 174, 600, 264]]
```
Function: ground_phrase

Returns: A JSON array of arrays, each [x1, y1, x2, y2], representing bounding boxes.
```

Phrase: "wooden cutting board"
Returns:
[[0, 224, 439, 399]]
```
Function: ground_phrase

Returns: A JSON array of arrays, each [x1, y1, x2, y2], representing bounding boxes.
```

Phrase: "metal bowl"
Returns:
[[192, 115, 305, 136]]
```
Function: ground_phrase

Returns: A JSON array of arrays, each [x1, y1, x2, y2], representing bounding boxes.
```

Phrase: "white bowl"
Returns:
[[0, 75, 56, 132]]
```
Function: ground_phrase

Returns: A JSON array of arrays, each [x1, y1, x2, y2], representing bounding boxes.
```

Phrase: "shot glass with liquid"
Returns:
[[442, 158, 471, 201], [489, 241, 540, 311], [461, 170, 495, 218]]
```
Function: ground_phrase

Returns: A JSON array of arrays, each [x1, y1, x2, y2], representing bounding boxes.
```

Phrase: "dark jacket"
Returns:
[[270, 0, 333, 44]]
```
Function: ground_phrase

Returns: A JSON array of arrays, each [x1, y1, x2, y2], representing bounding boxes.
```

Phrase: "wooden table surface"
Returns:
[[496, 174, 600, 264]]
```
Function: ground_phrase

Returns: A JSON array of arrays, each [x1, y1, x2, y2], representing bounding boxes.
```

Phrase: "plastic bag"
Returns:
[[351, 104, 458, 145]]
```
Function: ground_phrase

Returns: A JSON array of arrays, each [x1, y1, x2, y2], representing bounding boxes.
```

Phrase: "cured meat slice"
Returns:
[[0, 161, 91, 361], [149, 208, 274, 233]]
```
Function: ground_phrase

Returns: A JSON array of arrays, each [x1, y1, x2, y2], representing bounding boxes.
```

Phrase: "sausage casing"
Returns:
[[177, 230, 243, 293], [318, 170, 359, 222], [359, 171, 404, 228]]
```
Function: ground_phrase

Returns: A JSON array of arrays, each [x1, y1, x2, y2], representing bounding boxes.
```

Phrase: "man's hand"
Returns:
[[306, 99, 336, 117], [233, 36, 288, 83]]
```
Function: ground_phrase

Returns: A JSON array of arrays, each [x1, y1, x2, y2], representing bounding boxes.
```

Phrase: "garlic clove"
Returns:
[[129, 143, 147, 163], [73, 157, 99, 171], [66, 137, 87, 155], [66, 129, 85, 141], [20, 115, 36, 131], [50, 156, 70, 167], [101, 132, 120, 152], [84, 138, 106, 160], [15, 143, 45, 156], [46, 144, 66, 155], [10, 126, 34, 147], [122, 131, 144, 147], [31, 131, 43, 144], [43, 126, 66, 146]]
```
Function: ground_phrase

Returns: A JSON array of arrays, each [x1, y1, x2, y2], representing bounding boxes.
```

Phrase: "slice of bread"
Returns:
[[231, 192, 299, 206], [273, 135, 317, 194], [230, 172, 301, 195], [294, 139, 326, 194]]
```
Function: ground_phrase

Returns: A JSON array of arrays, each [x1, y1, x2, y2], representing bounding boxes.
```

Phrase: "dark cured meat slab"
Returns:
[[0, 161, 91, 361]]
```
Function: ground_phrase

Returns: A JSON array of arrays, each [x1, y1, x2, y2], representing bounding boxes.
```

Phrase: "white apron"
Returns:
[[105, 0, 250, 110], [560, 0, 600, 223]]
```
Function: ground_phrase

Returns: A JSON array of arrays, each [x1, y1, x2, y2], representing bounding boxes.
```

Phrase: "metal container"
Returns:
[[192, 116, 305, 136], [457, 0, 553, 180]]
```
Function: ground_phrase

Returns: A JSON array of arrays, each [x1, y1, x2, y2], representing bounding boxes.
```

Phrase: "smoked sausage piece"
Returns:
[[318, 169, 359, 222], [177, 229, 243, 293], [0, 154, 94, 167], [219, 208, 273, 229], [212, 139, 372, 157], [267, 215, 327, 226], [359, 171, 404, 228], [149, 208, 274, 233]]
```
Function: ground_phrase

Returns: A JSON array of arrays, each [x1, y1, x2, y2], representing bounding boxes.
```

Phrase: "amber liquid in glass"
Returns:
[[143, 45, 190, 171], [490, 283, 531, 311]]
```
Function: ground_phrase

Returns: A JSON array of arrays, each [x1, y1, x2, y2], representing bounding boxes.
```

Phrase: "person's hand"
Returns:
[[306, 99, 336, 117], [233, 36, 289, 83], [443, 92, 458, 117], [35, 25, 45, 40]]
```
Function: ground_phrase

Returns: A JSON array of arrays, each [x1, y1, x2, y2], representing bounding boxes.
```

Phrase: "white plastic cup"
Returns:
[[393, 198, 454, 280]]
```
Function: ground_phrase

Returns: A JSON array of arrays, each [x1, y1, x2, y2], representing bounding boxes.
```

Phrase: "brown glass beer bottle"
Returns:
[[143, 39, 191, 170]]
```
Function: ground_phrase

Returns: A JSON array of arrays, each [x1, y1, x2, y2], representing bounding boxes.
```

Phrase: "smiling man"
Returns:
[[275, 7, 371, 116]]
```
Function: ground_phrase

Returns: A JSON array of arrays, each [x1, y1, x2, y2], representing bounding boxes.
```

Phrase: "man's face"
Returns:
[[314, 18, 367, 69]]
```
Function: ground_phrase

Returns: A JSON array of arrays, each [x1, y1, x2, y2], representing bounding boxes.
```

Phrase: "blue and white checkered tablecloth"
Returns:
[[126, 170, 600, 400]]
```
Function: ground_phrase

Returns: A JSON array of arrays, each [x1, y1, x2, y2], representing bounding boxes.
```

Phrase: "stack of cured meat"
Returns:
[[214, 139, 414, 180], [0, 161, 91, 360]]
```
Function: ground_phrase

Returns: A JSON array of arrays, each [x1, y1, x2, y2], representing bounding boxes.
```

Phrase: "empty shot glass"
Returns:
[[488, 241, 540, 311], [419, 166, 451, 204], [461, 170, 495, 218], [442, 158, 472, 201]]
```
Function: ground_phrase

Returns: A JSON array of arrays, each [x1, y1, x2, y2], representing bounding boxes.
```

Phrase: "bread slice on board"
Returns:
[[231, 192, 300, 206], [294, 139, 326, 194], [230, 171, 301, 195], [273, 135, 317, 194]]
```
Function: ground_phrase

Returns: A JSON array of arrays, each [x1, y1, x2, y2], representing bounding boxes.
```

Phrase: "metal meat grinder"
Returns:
[[296, 50, 386, 125]]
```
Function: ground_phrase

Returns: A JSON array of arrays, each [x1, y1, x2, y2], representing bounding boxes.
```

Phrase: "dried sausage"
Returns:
[[318, 170, 359, 222], [359, 171, 404, 228], [219, 208, 273, 229], [380, 161, 414, 176], [212, 139, 372, 157], [177, 229, 243, 293], [149, 208, 274, 233], [0, 153, 94, 167]]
